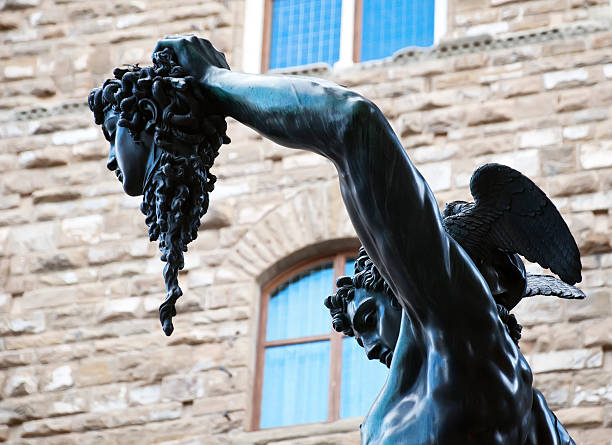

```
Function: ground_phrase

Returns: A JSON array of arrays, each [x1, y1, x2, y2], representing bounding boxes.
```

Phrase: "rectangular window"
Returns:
[[268, 0, 343, 69], [358, 0, 435, 62], [253, 252, 388, 430], [256, 0, 443, 71]]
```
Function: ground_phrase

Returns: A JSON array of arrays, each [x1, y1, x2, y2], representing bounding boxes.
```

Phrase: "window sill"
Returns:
[[263, 21, 610, 78], [241, 416, 362, 438]]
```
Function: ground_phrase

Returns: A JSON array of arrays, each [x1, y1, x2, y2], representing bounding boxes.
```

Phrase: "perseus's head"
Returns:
[[88, 48, 230, 336], [324, 247, 403, 368]]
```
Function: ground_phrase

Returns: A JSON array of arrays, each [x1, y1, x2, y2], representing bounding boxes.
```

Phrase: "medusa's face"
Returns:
[[103, 109, 154, 196], [347, 287, 402, 368]]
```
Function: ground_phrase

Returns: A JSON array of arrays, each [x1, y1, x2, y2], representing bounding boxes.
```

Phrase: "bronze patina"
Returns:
[[89, 36, 582, 444]]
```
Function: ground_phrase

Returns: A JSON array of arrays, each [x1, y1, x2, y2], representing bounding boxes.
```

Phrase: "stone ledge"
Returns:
[[269, 21, 612, 78]]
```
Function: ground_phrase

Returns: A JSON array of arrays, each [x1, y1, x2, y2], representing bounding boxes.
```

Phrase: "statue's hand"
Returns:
[[154, 35, 230, 81]]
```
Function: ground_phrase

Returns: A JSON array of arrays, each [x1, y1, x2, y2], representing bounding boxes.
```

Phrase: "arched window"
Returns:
[[252, 251, 388, 429]]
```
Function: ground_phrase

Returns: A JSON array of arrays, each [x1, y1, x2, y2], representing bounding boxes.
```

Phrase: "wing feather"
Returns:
[[523, 274, 586, 299], [469, 164, 582, 284]]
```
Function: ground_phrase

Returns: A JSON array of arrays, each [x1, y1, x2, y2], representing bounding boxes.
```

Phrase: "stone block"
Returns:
[[161, 374, 205, 402], [591, 31, 612, 49], [582, 318, 612, 348], [96, 297, 142, 323], [573, 372, 612, 406], [466, 104, 513, 126], [51, 127, 99, 146], [465, 21, 509, 36], [518, 128, 562, 149], [424, 109, 465, 135], [129, 384, 161, 406], [509, 14, 550, 32], [454, 53, 488, 71], [566, 289, 609, 321], [570, 191, 612, 212], [3, 64, 34, 80], [556, 89, 589, 112], [514, 295, 564, 326], [563, 125, 590, 141], [415, 162, 451, 192], [432, 71, 476, 90], [44, 365, 74, 391], [493, 76, 541, 98], [579, 140, 612, 170], [32, 187, 81, 204], [90, 385, 128, 413], [530, 347, 603, 373], [9, 310, 45, 334], [543, 69, 590, 90], [4, 370, 37, 396], [78, 359, 115, 387], [541, 145, 575, 176], [476, 149, 540, 178], [396, 113, 423, 136], [21, 417, 72, 438], [87, 245, 126, 265], [556, 406, 604, 426], [575, 108, 608, 124], [201, 207, 232, 230], [0, 193, 19, 210], [581, 429, 612, 445], [547, 172, 598, 197], [188, 270, 215, 289], [411, 144, 458, 163], [59, 215, 104, 247], [18, 148, 69, 168], [0, 0, 40, 10], [7, 222, 57, 254], [0, 293, 10, 312]]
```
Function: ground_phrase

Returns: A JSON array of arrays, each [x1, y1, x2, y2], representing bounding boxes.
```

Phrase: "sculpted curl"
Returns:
[[324, 247, 399, 337], [89, 48, 230, 335]]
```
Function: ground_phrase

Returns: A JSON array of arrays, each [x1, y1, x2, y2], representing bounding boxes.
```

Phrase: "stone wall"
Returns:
[[1, 0, 611, 444]]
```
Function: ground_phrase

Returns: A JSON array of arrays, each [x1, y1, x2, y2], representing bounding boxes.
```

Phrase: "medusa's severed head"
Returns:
[[88, 48, 230, 335]]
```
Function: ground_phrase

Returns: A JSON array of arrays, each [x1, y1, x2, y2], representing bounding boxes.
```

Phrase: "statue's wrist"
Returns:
[[198, 66, 229, 116]]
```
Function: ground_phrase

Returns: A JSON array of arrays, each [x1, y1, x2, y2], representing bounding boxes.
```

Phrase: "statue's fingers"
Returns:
[[154, 35, 191, 52]]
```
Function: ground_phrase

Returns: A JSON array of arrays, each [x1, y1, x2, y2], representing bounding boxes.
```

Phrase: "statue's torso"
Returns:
[[359, 314, 573, 445]]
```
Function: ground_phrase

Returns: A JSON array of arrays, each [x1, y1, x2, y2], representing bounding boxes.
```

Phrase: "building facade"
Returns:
[[0, 0, 611, 443]]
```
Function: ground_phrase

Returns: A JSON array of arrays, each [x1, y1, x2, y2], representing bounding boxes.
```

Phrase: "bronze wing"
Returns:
[[524, 274, 585, 299], [443, 163, 582, 285]]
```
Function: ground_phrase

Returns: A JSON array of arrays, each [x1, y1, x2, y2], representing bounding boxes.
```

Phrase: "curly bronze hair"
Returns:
[[324, 247, 400, 337], [325, 246, 522, 345], [88, 48, 230, 335]]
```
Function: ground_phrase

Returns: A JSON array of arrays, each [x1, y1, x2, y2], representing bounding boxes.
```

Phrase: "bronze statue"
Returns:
[[89, 36, 581, 444], [329, 248, 576, 444]]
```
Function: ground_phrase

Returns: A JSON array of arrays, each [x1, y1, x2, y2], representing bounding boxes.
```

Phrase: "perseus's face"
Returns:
[[103, 109, 154, 196], [347, 287, 402, 368]]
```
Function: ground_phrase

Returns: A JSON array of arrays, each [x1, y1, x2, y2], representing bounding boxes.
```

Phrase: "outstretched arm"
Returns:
[[156, 37, 502, 331], [204, 67, 497, 326]]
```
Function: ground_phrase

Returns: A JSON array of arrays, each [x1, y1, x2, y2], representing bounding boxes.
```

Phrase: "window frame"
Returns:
[[247, 0, 448, 73], [252, 250, 357, 430]]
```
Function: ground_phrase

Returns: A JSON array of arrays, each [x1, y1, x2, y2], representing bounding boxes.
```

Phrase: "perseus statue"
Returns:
[[89, 36, 581, 444]]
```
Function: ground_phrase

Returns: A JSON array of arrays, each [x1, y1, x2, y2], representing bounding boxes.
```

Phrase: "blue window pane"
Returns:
[[345, 257, 355, 276], [261, 341, 330, 428], [266, 262, 334, 341], [361, 0, 435, 62], [270, 0, 342, 69], [340, 337, 388, 418]]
